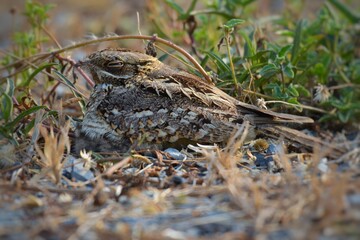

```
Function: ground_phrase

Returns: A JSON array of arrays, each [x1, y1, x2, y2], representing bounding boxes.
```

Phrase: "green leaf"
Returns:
[[54, 70, 77, 91], [327, 0, 360, 23], [278, 44, 293, 59], [287, 97, 300, 105], [224, 19, 245, 29], [313, 63, 326, 76], [239, 30, 256, 57], [272, 85, 284, 99], [294, 84, 311, 97], [265, 83, 284, 99], [0, 126, 9, 139], [249, 50, 274, 62], [276, 30, 294, 37], [287, 97, 302, 111], [21, 62, 57, 87], [204, 51, 231, 73], [200, 54, 209, 68], [291, 20, 303, 64], [1, 93, 13, 122], [259, 63, 279, 79], [165, 0, 185, 16], [1, 79, 15, 122], [185, 0, 197, 17], [54, 70, 86, 114], [330, 93, 353, 110], [23, 118, 36, 135], [24, 0, 55, 26], [238, 0, 257, 7], [6, 105, 47, 131], [5, 78, 15, 96], [338, 110, 352, 123], [286, 84, 299, 97], [283, 64, 295, 78]]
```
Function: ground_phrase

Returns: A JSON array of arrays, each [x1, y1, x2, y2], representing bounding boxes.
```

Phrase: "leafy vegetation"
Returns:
[[153, 0, 360, 124], [1, 0, 55, 146]]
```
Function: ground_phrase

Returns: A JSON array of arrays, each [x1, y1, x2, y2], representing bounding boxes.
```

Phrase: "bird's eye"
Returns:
[[106, 60, 124, 68]]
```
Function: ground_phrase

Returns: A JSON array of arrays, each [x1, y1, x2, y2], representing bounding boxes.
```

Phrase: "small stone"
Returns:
[[172, 175, 185, 185], [317, 158, 328, 173], [267, 143, 277, 155], [164, 148, 187, 160], [254, 152, 274, 170], [62, 156, 94, 183]]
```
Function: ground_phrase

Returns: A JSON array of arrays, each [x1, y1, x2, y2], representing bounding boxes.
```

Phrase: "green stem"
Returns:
[[332, 32, 350, 84], [190, 9, 234, 19], [280, 67, 285, 93], [225, 34, 238, 94]]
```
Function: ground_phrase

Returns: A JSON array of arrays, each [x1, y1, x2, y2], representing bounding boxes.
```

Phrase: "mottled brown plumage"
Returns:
[[74, 48, 324, 153]]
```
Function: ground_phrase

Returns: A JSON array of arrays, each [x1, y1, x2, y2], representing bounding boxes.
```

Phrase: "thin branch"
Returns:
[[41, 25, 62, 49], [1, 35, 212, 84]]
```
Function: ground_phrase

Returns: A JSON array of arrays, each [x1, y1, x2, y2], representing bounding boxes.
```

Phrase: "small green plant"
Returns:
[[0, 0, 56, 145]]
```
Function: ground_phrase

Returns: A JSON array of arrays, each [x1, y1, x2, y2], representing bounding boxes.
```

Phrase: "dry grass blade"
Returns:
[[34, 121, 70, 184]]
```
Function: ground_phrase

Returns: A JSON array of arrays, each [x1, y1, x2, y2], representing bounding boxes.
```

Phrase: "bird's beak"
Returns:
[[74, 60, 85, 68]]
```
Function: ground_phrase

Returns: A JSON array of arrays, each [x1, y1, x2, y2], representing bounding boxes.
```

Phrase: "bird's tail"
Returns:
[[236, 101, 314, 125], [257, 125, 345, 158]]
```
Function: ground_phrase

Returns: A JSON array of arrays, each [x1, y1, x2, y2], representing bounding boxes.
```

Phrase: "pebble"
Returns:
[[62, 156, 94, 183], [164, 148, 187, 161]]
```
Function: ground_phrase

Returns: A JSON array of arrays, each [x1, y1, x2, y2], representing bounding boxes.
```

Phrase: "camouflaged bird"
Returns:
[[73, 48, 330, 154]]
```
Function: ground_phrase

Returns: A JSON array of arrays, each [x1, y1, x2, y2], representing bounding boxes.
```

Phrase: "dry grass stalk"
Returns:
[[35, 121, 70, 184]]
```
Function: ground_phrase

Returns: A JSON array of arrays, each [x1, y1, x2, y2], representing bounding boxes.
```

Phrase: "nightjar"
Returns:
[[74, 48, 322, 154]]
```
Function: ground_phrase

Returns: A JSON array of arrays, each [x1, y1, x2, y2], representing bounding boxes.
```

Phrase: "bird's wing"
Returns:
[[140, 71, 314, 125], [94, 80, 245, 145]]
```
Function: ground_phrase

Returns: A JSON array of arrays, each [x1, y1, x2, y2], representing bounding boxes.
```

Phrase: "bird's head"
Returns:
[[77, 48, 161, 85]]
